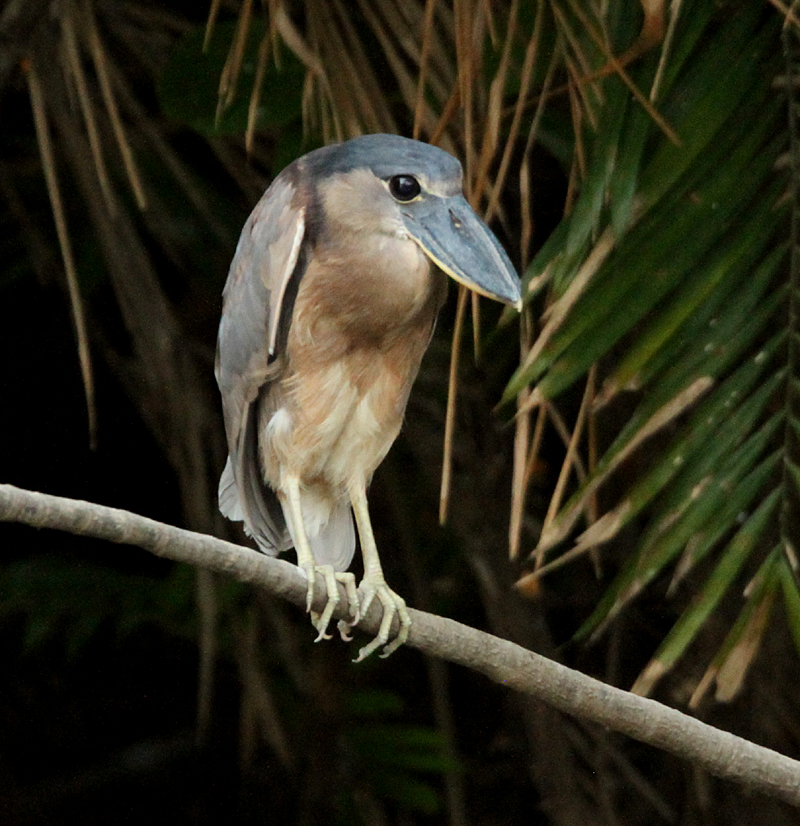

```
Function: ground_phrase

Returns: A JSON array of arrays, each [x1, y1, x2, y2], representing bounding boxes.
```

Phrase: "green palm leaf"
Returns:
[[513, 2, 799, 700]]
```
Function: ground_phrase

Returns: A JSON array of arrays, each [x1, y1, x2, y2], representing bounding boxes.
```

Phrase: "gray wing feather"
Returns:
[[215, 171, 305, 554]]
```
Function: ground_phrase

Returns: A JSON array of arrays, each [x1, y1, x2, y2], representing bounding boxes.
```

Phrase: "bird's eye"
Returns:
[[389, 175, 421, 202]]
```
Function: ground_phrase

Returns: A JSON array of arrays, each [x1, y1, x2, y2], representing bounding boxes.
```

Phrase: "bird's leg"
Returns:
[[345, 482, 411, 661], [282, 476, 319, 614], [283, 477, 357, 641]]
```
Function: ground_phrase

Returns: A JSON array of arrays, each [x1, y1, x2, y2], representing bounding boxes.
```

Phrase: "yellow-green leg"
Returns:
[[347, 482, 411, 660], [283, 476, 359, 640]]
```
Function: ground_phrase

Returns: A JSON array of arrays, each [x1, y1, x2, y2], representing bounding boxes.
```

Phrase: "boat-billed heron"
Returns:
[[216, 134, 520, 660]]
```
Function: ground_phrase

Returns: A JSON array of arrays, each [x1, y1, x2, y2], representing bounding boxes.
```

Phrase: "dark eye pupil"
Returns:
[[389, 175, 421, 201]]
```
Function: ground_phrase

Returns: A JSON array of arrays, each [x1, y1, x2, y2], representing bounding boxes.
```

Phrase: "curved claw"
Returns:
[[337, 620, 354, 642], [310, 611, 334, 641], [299, 561, 317, 613], [353, 578, 411, 662], [336, 582, 362, 641], [300, 563, 360, 642], [312, 565, 341, 641], [339, 572, 361, 626]]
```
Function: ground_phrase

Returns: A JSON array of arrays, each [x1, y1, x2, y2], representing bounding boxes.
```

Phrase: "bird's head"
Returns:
[[305, 134, 522, 310]]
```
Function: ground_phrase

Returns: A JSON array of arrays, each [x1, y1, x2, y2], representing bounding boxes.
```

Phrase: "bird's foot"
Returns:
[[346, 576, 411, 661], [301, 563, 359, 642]]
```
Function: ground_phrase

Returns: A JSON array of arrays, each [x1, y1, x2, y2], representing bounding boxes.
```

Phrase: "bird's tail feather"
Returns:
[[219, 409, 293, 555], [218, 456, 244, 523], [281, 489, 356, 573], [308, 500, 356, 572]]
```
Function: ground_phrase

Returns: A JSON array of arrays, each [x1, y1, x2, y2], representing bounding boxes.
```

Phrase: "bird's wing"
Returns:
[[215, 171, 306, 553]]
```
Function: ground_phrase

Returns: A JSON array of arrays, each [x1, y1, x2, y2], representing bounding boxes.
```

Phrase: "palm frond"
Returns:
[[511, 2, 798, 700]]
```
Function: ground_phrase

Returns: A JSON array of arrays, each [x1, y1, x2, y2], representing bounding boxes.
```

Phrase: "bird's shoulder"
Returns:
[[215, 163, 311, 445]]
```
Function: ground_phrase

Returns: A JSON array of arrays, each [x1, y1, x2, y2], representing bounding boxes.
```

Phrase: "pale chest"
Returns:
[[260, 333, 432, 492], [259, 259, 444, 491]]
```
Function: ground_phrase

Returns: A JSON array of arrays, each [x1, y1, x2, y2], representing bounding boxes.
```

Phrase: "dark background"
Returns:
[[1, 3, 799, 825]]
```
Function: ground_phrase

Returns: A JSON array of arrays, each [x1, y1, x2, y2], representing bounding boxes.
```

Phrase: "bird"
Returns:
[[215, 133, 521, 660]]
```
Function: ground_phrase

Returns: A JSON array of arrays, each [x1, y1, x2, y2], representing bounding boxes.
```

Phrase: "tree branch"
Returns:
[[1, 482, 799, 806]]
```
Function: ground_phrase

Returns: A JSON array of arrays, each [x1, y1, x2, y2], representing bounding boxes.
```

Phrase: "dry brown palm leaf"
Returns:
[[24, 57, 96, 449]]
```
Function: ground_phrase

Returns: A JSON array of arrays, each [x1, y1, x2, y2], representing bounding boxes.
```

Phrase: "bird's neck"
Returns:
[[307, 232, 447, 344]]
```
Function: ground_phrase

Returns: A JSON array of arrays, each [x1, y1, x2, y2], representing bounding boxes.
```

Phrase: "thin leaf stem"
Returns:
[[24, 58, 96, 449]]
